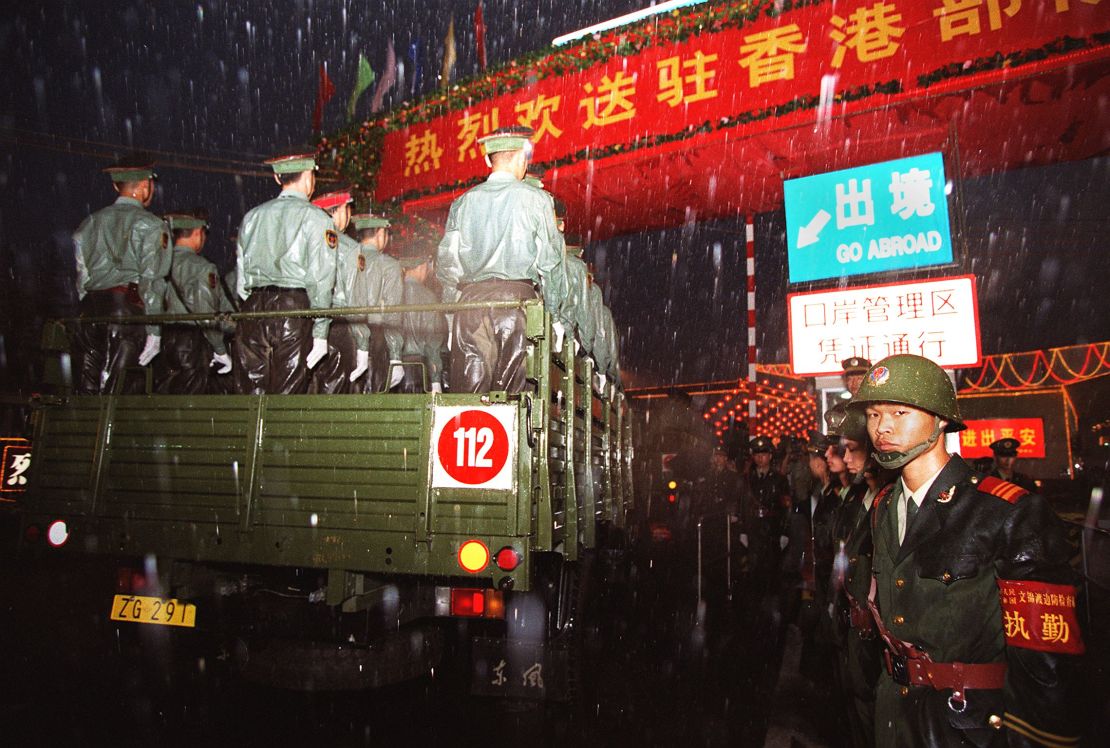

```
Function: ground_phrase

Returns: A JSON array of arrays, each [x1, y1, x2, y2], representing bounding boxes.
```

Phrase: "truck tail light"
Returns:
[[458, 540, 490, 573], [494, 546, 521, 571], [435, 587, 505, 619]]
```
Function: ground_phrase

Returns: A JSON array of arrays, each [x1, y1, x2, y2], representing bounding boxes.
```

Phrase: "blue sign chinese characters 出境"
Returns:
[[784, 152, 954, 283]]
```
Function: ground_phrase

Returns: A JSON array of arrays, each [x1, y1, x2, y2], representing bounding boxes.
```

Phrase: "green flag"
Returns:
[[347, 53, 375, 121]]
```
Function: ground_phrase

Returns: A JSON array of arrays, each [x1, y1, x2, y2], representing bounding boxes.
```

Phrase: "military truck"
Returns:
[[17, 298, 633, 700]]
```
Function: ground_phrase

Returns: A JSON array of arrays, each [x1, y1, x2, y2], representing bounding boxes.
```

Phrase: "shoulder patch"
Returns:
[[326, 229, 339, 249], [978, 476, 1029, 504], [997, 579, 1084, 655], [357, 254, 366, 272]]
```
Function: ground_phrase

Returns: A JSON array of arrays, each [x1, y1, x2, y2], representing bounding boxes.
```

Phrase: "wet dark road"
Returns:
[[1, 519, 834, 747]]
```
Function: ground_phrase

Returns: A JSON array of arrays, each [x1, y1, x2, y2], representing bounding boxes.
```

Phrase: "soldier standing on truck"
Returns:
[[849, 354, 1085, 746], [234, 151, 337, 394], [71, 156, 171, 394], [156, 212, 232, 394], [350, 213, 404, 393], [308, 185, 367, 394], [436, 124, 567, 394], [397, 249, 447, 393]]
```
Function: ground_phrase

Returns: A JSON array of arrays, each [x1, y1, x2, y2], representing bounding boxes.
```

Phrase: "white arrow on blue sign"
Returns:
[[784, 152, 954, 283]]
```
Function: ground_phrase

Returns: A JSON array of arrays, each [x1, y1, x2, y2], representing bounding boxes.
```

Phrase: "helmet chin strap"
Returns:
[[873, 417, 944, 470]]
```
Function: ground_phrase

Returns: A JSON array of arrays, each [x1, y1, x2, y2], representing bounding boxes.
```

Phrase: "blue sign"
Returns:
[[784, 152, 954, 283]]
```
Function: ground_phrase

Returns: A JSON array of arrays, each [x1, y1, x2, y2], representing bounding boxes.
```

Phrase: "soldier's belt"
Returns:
[[883, 650, 1007, 691]]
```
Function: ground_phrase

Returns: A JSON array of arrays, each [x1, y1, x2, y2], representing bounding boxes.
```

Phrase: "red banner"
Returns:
[[960, 418, 1046, 458], [374, 1, 1109, 203]]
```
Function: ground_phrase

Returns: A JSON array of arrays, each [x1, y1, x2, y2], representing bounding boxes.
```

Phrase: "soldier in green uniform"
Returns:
[[72, 157, 171, 394], [397, 250, 447, 393], [234, 151, 337, 394], [308, 185, 366, 394], [849, 354, 1085, 747], [825, 403, 886, 748], [436, 124, 567, 393], [351, 213, 404, 393], [987, 438, 1037, 493], [156, 213, 232, 394], [584, 272, 610, 386], [740, 435, 792, 601], [842, 356, 871, 398], [561, 239, 595, 360]]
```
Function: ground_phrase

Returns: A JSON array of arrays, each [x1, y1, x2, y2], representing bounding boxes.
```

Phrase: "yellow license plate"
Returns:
[[110, 594, 196, 628]]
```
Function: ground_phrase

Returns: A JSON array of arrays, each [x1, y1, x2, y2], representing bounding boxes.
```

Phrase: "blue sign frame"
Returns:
[[784, 152, 954, 283]]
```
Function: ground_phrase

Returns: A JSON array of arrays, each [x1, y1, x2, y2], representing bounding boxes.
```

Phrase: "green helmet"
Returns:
[[849, 354, 965, 432], [825, 402, 868, 443]]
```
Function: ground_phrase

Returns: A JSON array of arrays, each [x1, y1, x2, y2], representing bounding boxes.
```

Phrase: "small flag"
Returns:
[[313, 63, 336, 133], [370, 39, 397, 114], [475, 1, 487, 71], [408, 39, 423, 96], [440, 16, 457, 90], [346, 53, 375, 122]]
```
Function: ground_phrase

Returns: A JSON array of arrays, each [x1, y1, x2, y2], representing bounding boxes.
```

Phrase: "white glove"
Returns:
[[739, 533, 749, 548], [306, 338, 328, 369], [138, 334, 161, 366], [779, 535, 789, 551], [552, 320, 566, 353], [389, 360, 404, 388], [211, 352, 232, 374], [349, 350, 369, 382], [445, 314, 454, 351], [597, 373, 607, 390], [430, 382, 442, 394]]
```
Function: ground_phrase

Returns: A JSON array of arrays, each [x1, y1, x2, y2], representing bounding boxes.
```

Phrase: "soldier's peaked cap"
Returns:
[[104, 154, 156, 182], [312, 184, 353, 211], [842, 356, 871, 375], [990, 438, 1020, 457], [478, 125, 535, 155], [749, 436, 774, 454], [352, 213, 390, 230], [265, 150, 318, 174]]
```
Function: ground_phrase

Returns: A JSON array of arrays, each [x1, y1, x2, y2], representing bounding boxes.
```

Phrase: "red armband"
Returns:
[[997, 579, 1084, 655]]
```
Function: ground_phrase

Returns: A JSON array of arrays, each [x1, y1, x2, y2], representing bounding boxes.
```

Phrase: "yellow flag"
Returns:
[[440, 16, 457, 90]]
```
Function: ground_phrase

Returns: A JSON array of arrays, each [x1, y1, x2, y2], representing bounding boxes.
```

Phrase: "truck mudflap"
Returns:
[[235, 624, 445, 691], [469, 636, 570, 701]]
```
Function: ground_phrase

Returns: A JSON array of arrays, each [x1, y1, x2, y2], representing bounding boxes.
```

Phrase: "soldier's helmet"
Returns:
[[989, 438, 1020, 457], [824, 402, 868, 443], [749, 436, 774, 454], [848, 354, 965, 432]]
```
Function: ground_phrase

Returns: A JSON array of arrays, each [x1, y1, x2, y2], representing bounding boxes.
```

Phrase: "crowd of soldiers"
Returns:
[[704, 356, 1087, 746], [69, 125, 621, 396]]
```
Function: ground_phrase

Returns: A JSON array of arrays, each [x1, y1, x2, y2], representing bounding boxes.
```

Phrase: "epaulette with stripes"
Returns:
[[977, 476, 1029, 504]]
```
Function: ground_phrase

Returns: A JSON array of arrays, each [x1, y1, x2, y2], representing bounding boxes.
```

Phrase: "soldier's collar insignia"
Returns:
[[937, 485, 956, 503], [868, 366, 890, 386]]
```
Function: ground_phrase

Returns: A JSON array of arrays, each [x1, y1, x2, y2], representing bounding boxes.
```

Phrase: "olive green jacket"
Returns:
[[562, 253, 594, 352], [165, 245, 227, 355], [350, 242, 403, 359], [400, 277, 447, 385], [331, 233, 370, 353], [871, 456, 1083, 747], [436, 171, 567, 316], [73, 196, 172, 335], [235, 189, 337, 339]]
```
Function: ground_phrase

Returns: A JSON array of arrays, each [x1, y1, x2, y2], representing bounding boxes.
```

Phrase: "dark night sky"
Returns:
[[2, 1, 1109, 392]]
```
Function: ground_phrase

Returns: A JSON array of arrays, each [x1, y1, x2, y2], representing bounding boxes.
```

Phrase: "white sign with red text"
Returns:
[[431, 405, 517, 490], [787, 274, 981, 376]]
